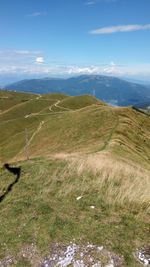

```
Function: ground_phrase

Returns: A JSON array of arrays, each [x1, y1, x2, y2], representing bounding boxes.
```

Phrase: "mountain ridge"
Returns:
[[0, 90, 150, 170], [4, 75, 150, 106]]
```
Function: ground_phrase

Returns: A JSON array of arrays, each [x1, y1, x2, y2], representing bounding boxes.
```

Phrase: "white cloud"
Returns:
[[27, 12, 46, 17], [35, 57, 45, 64], [67, 65, 100, 74], [0, 50, 42, 59], [85, 1, 96, 5], [13, 50, 31, 55], [85, 0, 117, 4], [110, 61, 116, 66], [0, 50, 150, 81], [0, 50, 44, 67], [90, 24, 150, 34], [104, 0, 117, 2]]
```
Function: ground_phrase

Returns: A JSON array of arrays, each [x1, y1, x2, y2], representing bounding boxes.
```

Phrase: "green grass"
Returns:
[[0, 116, 42, 162], [59, 94, 105, 110], [0, 92, 70, 162], [29, 105, 117, 156], [42, 93, 68, 100], [0, 99, 57, 122], [0, 90, 35, 112], [0, 157, 149, 266], [0, 93, 150, 169], [0, 91, 150, 265]]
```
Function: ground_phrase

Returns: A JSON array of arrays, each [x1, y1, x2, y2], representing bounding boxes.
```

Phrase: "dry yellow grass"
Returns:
[[55, 153, 150, 212]]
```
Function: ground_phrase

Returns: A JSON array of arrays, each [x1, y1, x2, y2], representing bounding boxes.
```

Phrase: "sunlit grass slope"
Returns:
[[58, 95, 105, 110], [0, 91, 150, 169], [29, 105, 118, 157], [0, 91, 69, 162], [0, 156, 149, 266], [0, 91, 150, 266], [0, 92, 108, 162], [0, 90, 35, 112], [18, 106, 150, 169], [42, 93, 68, 100]]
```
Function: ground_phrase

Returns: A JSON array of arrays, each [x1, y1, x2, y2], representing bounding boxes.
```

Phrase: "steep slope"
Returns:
[[26, 105, 150, 169], [0, 91, 150, 267], [5, 75, 150, 106], [0, 93, 104, 162], [0, 92, 150, 170]]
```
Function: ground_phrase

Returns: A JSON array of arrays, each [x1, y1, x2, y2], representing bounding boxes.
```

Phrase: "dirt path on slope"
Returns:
[[13, 121, 45, 161], [0, 100, 30, 115], [24, 100, 71, 118], [0, 94, 42, 116], [99, 113, 119, 152], [49, 100, 61, 111]]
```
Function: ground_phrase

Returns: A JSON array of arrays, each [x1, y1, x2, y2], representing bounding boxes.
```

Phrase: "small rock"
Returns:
[[76, 196, 83, 200], [90, 257, 94, 262], [92, 263, 101, 267], [105, 260, 114, 267], [73, 260, 85, 267], [97, 246, 103, 251], [136, 246, 150, 266]]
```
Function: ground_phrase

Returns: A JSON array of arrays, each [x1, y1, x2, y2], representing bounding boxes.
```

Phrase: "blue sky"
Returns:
[[0, 0, 150, 82]]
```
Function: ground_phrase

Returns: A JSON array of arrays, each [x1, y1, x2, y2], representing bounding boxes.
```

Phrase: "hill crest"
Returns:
[[0, 90, 150, 170], [4, 75, 150, 106]]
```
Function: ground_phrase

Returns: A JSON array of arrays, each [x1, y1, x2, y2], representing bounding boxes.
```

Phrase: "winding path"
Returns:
[[13, 120, 45, 161]]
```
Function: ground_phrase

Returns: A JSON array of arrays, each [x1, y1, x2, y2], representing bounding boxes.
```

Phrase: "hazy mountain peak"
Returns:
[[4, 75, 150, 106]]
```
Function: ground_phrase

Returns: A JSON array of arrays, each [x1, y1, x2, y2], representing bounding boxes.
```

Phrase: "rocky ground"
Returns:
[[0, 242, 150, 267], [134, 246, 150, 266]]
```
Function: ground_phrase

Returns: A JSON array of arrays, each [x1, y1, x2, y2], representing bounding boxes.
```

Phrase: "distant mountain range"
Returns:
[[4, 75, 150, 106]]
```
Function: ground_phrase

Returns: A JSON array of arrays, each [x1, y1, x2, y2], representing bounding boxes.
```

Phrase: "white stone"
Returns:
[[76, 196, 83, 200], [92, 263, 101, 267], [57, 244, 77, 267], [73, 260, 85, 267], [104, 261, 114, 267], [87, 244, 94, 248], [97, 246, 103, 251], [143, 259, 149, 265]]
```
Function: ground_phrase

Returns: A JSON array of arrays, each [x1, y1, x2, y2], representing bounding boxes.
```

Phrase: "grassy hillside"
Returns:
[[1, 92, 150, 169], [0, 92, 110, 163], [0, 91, 150, 266], [0, 90, 35, 113], [58, 95, 106, 110], [0, 156, 149, 266]]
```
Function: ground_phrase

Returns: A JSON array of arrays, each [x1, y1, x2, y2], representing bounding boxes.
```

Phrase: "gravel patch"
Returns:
[[135, 245, 150, 266], [41, 242, 124, 267]]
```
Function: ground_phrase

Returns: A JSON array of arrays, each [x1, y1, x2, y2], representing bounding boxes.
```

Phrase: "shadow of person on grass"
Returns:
[[0, 163, 21, 203]]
